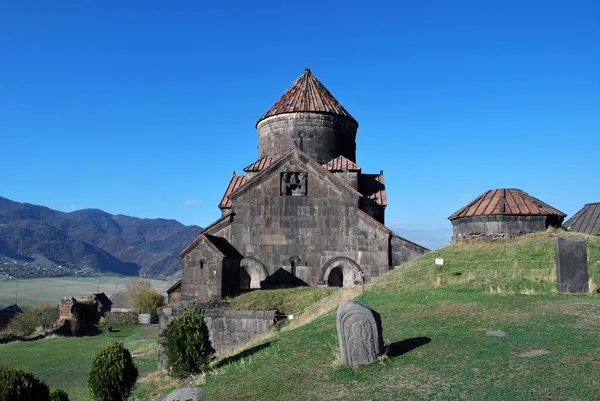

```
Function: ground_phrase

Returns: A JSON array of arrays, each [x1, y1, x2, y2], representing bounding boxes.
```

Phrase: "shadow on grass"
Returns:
[[214, 341, 275, 368], [386, 337, 431, 358]]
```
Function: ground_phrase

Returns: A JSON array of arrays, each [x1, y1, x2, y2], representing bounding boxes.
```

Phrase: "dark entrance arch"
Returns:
[[327, 267, 343, 287]]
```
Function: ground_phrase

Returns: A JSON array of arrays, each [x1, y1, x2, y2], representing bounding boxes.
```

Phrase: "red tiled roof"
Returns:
[[322, 155, 361, 171], [219, 173, 248, 209], [257, 68, 356, 125], [243, 156, 273, 172], [448, 189, 566, 220], [359, 171, 387, 207]]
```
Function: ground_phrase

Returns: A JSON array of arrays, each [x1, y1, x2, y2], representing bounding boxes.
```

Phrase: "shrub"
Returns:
[[0, 366, 69, 400], [87, 342, 138, 401], [159, 306, 214, 378], [5, 302, 58, 337], [50, 387, 70, 401]]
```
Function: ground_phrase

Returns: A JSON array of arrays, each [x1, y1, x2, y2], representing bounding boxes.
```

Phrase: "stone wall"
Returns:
[[103, 311, 138, 324], [181, 240, 224, 301], [451, 215, 548, 239], [157, 305, 278, 370], [390, 234, 429, 266], [257, 113, 357, 164]]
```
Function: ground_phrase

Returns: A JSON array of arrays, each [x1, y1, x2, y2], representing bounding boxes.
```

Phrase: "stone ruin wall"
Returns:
[[157, 304, 278, 370]]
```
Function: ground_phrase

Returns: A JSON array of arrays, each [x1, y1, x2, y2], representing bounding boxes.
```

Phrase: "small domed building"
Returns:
[[449, 188, 566, 239], [564, 202, 600, 236], [179, 69, 428, 301]]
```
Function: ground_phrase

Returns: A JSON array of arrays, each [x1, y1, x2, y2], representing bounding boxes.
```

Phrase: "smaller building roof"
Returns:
[[219, 173, 248, 209], [322, 155, 361, 171], [0, 304, 22, 321], [564, 202, 600, 235], [203, 234, 243, 259], [243, 156, 273, 172], [359, 171, 387, 207], [93, 293, 112, 306], [167, 279, 182, 294], [449, 188, 566, 220]]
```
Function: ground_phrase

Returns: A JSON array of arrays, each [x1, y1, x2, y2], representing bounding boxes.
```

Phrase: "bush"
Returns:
[[159, 306, 214, 378], [50, 387, 70, 401], [0, 366, 69, 400], [5, 302, 58, 337], [87, 342, 138, 401]]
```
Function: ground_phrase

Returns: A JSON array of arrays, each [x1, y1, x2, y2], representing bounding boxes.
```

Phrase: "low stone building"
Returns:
[[179, 69, 428, 301], [449, 188, 566, 239], [564, 203, 600, 236]]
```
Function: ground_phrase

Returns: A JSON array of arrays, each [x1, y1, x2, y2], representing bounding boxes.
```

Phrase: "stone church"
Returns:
[[179, 69, 427, 301]]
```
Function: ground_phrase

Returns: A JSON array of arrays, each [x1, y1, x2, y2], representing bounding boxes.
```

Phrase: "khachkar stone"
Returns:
[[555, 237, 589, 293], [336, 300, 384, 366]]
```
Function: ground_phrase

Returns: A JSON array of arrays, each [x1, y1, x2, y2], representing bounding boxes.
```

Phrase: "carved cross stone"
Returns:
[[336, 300, 384, 366]]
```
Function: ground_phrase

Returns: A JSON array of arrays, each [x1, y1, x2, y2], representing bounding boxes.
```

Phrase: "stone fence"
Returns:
[[103, 311, 138, 324], [157, 304, 279, 370]]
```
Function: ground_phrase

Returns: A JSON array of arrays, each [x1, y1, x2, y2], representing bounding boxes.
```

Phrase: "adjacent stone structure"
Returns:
[[157, 304, 278, 370], [179, 69, 428, 301], [555, 237, 589, 293], [449, 188, 566, 240], [336, 301, 384, 366]]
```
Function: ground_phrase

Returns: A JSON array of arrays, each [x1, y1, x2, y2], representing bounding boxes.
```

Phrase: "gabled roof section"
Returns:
[[359, 171, 387, 206], [203, 234, 243, 259], [93, 293, 112, 306], [257, 68, 356, 126], [219, 173, 248, 209], [564, 202, 600, 235], [167, 279, 182, 294], [449, 189, 566, 221], [180, 212, 234, 257], [243, 156, 273, 172], [228, 147, 363, 203], [357, 209, 391, 233], [322, 155, 361, 171]]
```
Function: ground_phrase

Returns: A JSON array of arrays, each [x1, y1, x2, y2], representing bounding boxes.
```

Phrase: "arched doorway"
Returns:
[[319, 257, 364, 287], [327, 267, 343, 287]]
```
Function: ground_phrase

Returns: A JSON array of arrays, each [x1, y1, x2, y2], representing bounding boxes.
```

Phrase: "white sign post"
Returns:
[[435, 258, 444, 286]]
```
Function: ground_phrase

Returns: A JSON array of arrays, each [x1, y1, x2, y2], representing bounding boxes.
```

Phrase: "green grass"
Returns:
[[0, 324, 160, 401], [225, 287, 339, 315], [0, 275, 174, 306], [4, 230, 600, 400], [189, 230, 600, 400]]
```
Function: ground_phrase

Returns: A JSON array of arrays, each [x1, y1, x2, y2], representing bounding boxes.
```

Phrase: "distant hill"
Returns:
[[0, 196, 202, 278]]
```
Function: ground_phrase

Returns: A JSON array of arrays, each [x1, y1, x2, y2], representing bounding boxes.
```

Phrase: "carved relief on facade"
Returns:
[[280, 172, 308, 196]]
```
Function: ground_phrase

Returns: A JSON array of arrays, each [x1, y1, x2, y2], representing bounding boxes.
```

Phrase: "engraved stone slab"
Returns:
[[336, 301, 383, 366], [555, 237, 589, 293]]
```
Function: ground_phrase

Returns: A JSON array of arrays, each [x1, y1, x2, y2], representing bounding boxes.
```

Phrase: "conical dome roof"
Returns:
[[257, 69, 356, 126], [448, 189, 566, 220]]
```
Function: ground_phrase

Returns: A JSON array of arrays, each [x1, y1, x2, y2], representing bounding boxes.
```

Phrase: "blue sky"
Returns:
[[1, 1, 598, 249]]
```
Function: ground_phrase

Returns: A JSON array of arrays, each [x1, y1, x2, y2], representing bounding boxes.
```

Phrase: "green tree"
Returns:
[[87, 342, 138, 401], [126, 279, 165, 321], [159, 307, 214, 378]]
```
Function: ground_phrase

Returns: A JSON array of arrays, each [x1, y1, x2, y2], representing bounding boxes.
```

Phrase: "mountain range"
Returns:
[[0, 196, 202, 278]]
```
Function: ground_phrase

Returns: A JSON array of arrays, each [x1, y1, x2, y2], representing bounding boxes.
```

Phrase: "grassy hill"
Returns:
[[160, 230, 600, 400], [2, 230, 599, 400]]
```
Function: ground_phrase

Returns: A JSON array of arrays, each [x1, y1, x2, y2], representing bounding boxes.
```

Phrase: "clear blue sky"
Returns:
[[1, 1, 599, 249]]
